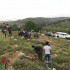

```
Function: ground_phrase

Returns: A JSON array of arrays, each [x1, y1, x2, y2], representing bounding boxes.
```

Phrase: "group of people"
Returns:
[[2, 24, 12, 38], [1, 23, 39, 39], [32, 41, 51, 68], [18, 29, 39, 39], [18, 29, 31, 39]]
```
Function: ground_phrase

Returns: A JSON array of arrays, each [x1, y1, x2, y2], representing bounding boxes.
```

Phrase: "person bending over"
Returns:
[[32, 45, 43, 61]]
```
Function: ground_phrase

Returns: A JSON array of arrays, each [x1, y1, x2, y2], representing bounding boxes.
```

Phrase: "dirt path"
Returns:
[[7, 51, 37, 70], [7, 51, 25, 70]]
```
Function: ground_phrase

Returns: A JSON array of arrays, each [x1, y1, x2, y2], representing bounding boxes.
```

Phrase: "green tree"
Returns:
[[24, 21, 42, 32], [34, 24, 42, 32], [24, 21, 37, 31]]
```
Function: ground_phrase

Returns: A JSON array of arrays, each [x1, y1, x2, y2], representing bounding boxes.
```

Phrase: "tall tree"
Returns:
[[24, 21, 37, 31]]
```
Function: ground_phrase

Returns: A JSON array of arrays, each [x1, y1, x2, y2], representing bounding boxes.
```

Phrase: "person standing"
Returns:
[[2, 24, 7, 38], [7, 25, 12, 37], [4, 29, 7, 38], [43, 41, 52, 68]]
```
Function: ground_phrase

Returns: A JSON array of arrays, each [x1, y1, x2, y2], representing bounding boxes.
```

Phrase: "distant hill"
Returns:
[[0, 17, 70, 25], [0, 17, 70, 32]]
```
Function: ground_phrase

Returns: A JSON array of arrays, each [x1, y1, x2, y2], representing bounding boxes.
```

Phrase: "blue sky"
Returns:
[[0, 0, 70, 21]]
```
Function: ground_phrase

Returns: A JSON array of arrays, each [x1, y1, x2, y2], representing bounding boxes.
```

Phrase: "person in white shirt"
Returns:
[[43, 41, 51, 67]]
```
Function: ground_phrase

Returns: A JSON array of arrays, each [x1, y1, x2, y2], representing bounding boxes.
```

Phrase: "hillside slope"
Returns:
[[0, 17, 70, 25]]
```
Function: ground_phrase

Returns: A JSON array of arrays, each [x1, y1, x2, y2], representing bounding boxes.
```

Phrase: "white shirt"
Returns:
[[43, 45, 51, 54]]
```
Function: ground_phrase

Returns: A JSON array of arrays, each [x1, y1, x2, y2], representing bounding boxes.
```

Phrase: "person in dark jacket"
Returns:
[[7, 26, 12, 37], [32, 45, 43, 61], [2, 29, 7, 38]]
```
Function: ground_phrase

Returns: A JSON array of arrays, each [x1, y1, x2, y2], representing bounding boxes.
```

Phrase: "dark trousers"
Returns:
[[44, 54, 51, 67], [38, 52, 42, 61], [9, 32, 12, 37], [5, 33, 7, 38], [34, 48, 43, 61]]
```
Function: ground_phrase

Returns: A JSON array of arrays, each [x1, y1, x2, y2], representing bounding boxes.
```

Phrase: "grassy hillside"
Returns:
[[0, 32, 70, 70], [43, 21, 70, 33]]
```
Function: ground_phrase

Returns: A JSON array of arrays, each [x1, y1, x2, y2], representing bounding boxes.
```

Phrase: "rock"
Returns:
[[14, 39, 17, 41], [54, 54, 58, 57], [27, 39, 30, 40], [16, 51, 19, 53], [11, 36, 14, 39], [53, 68, 56, 70], [18, 52, 25, 56], [41, 34, 45, 36], [14, 45, 18, 47]]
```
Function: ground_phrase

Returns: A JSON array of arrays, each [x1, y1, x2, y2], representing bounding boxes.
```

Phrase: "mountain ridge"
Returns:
[[0, 17, 70, 25]]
